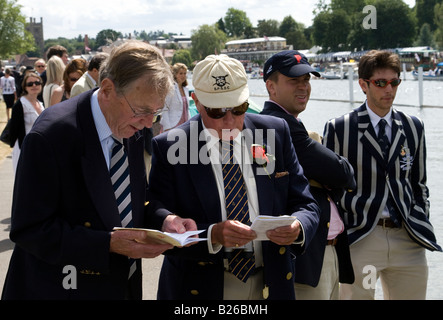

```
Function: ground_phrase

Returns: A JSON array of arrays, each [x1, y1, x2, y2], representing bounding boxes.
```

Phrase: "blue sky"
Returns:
[[18, 0, 416, 40]]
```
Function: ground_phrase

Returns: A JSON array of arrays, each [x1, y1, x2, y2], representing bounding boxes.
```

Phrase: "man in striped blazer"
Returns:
[[323, 50, 441, 300]]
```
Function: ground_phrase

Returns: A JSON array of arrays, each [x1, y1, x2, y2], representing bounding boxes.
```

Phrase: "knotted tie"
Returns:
[[110, 138, 136, 278], [221, 141, 255, 282], [377, 120, 401, 226]]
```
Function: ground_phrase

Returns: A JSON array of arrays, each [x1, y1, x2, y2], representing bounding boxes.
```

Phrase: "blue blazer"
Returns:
[[149, 113, 320, 300], [2, 89, 170, 300], [323, 103, 441, 252], [261, 101, 355, 286]]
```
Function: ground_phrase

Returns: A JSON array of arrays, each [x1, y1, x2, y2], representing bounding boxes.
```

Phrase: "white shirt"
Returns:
[[1, 76, 16, 95], [366, 101, 393, 143], [91, 89, 115, 170], [200, 122, 264, 267]]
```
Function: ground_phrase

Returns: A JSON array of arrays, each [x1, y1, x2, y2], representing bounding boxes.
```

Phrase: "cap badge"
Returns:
[[294, 55, 302, 63], [212, 75, 230, 91]]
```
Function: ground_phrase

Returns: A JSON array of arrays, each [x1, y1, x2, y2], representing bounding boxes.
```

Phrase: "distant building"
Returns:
[[222, 36, 289, 62], [26, 17, 45, 58]]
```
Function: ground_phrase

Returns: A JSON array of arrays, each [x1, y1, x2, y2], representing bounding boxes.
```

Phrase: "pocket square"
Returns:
[[275, 171, 289, 179]]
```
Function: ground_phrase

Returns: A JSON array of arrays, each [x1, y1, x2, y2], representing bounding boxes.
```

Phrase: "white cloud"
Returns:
[[18, 0, 319, 39], [18, 0, 417, 40]]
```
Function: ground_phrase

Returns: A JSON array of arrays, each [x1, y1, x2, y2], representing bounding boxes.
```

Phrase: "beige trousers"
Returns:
[[294, 245, 340, 300], [340, 224, 428, 300], [223, 269, 264, 300]]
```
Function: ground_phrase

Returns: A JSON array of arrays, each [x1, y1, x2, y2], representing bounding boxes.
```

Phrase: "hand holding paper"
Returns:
[[250, 215, 299, 244]]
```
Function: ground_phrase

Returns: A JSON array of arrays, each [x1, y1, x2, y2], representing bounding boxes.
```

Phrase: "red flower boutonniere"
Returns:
[[251, 144, 275, 178]]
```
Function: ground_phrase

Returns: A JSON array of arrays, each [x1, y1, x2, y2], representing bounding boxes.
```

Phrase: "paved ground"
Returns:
[[0, 154, 163, 300]]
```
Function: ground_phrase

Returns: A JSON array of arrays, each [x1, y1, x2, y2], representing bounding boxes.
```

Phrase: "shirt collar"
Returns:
[[91, 89, 113, 143], [86, 72, 97, 87], [365, 100, 393, 130]]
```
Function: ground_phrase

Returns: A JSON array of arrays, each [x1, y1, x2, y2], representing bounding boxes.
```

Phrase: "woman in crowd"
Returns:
[[43, 56, 65, 107], [61, 58, 88, 101], [160, 63, 190, 131], [9, 72, 45, 172]]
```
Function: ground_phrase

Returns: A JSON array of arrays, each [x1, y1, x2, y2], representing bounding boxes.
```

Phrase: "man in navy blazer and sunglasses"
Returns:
[[149, 54, 319, 300]]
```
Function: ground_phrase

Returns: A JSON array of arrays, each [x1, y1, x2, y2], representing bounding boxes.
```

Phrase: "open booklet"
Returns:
[[113, 227, 207, 247], [250, 215, 297, 240]]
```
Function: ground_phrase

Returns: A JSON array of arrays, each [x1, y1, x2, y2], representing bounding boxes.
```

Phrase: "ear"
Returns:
[[358, 78, 368, 95], [192, 92, 203, 113], [100, 78, 115, 98], [265, 79, 275, 97]]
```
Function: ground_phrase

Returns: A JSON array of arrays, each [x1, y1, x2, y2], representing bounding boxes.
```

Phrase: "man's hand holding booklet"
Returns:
[[113, 227, 206, 247]]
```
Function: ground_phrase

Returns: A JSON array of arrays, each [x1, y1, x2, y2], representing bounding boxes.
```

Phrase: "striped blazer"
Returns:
[[323, 103, 441, 252]]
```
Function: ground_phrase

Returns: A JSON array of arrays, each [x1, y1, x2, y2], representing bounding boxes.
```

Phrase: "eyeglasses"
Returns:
[[203, 102, 249, 119], [122, 93, 163, 118], [364, 78, 402, 88], [25, 81, 42, 87]]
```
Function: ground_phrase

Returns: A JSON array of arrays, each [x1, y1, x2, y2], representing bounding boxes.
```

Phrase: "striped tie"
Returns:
[[377, 120, 401, 227], [110, 138, 136, 278], [221, 141, 255, 282]]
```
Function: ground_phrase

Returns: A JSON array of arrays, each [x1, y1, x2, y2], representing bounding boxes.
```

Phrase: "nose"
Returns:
[[140, 115, 155, 129]]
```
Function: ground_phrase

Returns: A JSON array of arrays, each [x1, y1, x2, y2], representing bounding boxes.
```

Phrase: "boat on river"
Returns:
[[412, 62, 443, 81]]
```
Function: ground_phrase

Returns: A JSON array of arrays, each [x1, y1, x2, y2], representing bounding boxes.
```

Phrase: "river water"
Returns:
[[243, 75, 443, 299]]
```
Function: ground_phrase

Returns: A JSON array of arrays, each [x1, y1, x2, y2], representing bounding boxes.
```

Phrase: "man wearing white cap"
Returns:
[[149, 54, 319, 300]]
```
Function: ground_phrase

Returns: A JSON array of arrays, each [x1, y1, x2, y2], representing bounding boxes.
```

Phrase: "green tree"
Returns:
[[312, 9, 351, 51], [172, 49, 192, 68], [96, 29, 121, 47], [414, 23, 436, 47], [279, 16, 311, 49], [224, 8, 252, 38], [279, 16, 298, 38], [257, 19, 280, 37], [435, 2, 443, 48], [216, 18, 226, 34], [364, 0, 415, 49], [191, 24, 227, 61], [416, 0, 441, 32], [330, 0, 365, 15], [0, 0, 35, 58]]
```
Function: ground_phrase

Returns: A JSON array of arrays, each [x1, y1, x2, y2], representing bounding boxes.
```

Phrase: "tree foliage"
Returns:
[[96, 29, 122, 47], [224, 8, 253, 38], [172, 49, 192, 67], [0, 0, 35, 58], [435, 2, 443, 48], [190, 24, 227, 61]]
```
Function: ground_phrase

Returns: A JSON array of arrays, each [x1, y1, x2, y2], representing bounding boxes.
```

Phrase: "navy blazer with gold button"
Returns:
[[261, 101, 355, 287], [149, 113, 320, 300]]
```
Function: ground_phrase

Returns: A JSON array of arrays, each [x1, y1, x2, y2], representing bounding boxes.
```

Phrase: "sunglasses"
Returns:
[[35, 65, 45, 68], [26, 81, 42, 87], [364, 78, 402, 88], [70, 78, 80, 82], [204, 102, 249, 119]]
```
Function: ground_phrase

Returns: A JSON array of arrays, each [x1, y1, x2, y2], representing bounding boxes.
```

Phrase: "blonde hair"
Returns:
[[46, 56, 65, 85], [171, 63, 188, 87], [99, 40, 173, 100]]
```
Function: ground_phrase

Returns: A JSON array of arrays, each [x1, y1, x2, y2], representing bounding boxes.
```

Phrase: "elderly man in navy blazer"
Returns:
[[323, 50, 441, 300], [2, 41, 196, 300], [149, 54, 320, 300]]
